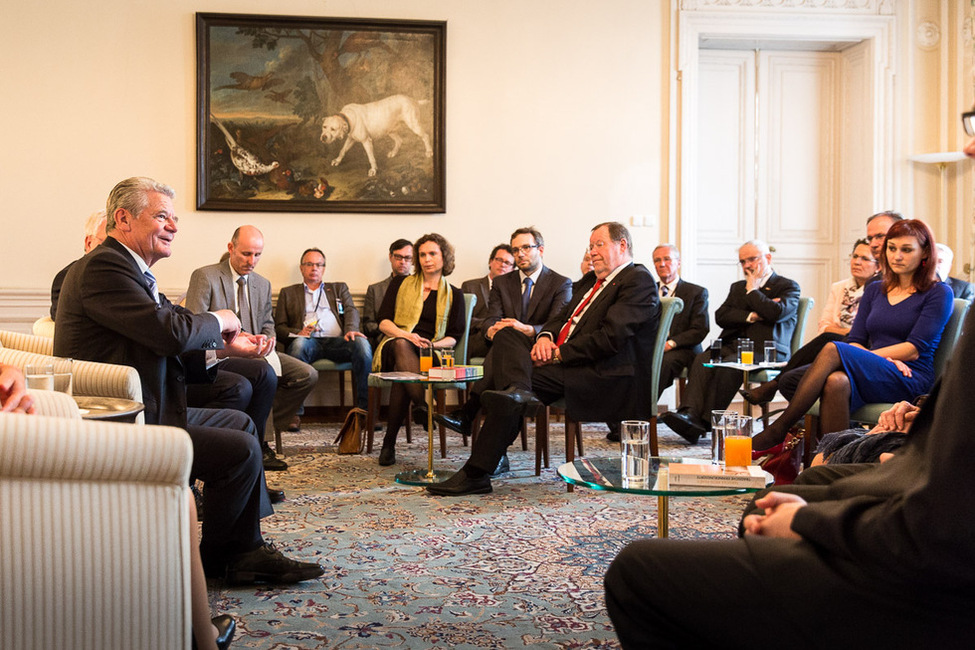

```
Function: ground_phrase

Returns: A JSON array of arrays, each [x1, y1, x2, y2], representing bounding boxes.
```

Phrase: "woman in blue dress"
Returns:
[[751, 219, 953, 453]]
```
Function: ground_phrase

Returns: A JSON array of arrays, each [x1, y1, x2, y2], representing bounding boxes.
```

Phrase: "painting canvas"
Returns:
[[196, 13, 445, 213]]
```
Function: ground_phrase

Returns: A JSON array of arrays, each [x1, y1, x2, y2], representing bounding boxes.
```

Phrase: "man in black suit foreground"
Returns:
[[427, 222, 658, 496], [54, 176, 322, 585], [651, 243, 709, 396], [661, 240, 799, 444]]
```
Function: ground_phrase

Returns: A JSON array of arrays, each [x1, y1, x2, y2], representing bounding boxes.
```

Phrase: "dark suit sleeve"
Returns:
[[446, 286, 467, 341], [670, 284, 709, 349], [540, 276, 573, 336], [337, 282, 361, 334], [482, 280, 505, 334], [274, 286, 301, 341]]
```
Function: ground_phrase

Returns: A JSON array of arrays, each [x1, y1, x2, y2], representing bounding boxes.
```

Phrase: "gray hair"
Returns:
[[84, 210, 107, 239], [653, 243, 681, 260], [866, 210, 904, 226], [741, 239, 771, 256], [106, 177, 175, 232]]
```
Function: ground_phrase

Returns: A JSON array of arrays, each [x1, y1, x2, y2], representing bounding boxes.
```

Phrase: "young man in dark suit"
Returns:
[[427, 222, 658, 496], [460, 243, 515, 359], [661, 240, 799, 444]]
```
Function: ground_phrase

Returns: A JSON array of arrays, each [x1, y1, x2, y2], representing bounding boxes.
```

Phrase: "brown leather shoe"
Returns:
[[287, 415, 301, 432], [225, 542, 324, 585]]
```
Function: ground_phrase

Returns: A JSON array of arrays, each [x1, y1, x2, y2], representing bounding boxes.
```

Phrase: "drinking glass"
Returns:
[[53, 357, 73, 396], [764, 341, 776, 364], [710, 339, 722, 364], [25, 362, 54, 391], [738, 339, 754, 365], [710, 410, 732, 464], [419, 345, 433, 374], [620, 420, 651, 485], [724, 415, 753, 466], [440, 347, 455, 368]]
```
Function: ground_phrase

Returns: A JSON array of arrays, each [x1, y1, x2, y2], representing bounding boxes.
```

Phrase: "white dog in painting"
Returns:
[[320, 94, 433, 177]]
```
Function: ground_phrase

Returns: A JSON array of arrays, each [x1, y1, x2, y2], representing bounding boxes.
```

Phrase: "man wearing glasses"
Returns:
[[362, 239, 414, 348], [274, 248, 372, 415], [662, 239, 799, 444], [461, 243, 516, 358], [864, 210, 904, 267]]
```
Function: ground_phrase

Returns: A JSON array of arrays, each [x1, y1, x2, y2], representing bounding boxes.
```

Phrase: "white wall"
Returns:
[[0, 0, 665, 299]]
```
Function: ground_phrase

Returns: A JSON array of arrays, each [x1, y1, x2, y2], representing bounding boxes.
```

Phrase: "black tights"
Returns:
[[382, 338, 426, 449], [751, 342, 851, 450]]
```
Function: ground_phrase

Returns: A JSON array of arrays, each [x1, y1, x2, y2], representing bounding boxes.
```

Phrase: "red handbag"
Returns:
[[753, 431, 804, 485]]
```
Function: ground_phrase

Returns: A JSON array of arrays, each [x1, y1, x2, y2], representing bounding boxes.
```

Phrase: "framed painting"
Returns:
[[196, 13, 445, 213]]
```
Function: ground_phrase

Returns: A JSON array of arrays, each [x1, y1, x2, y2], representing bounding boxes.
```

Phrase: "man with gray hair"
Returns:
[[49, 210, 107, 318], [662, 239, 800, 444]]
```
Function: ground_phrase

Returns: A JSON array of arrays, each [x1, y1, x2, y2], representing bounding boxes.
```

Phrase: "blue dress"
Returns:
[[834, 280, 953, 411]]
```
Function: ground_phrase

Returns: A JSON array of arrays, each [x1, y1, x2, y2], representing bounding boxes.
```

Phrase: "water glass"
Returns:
[[724, 415, 753, 466], [738, 339, 754, 365], [25, 362, 54, 391], [620, 420, 650, 485], [53, 357, 73, 396], [764, 341, 776, 364], [710, 338, 722, 364], [710, 410, 732, 464]]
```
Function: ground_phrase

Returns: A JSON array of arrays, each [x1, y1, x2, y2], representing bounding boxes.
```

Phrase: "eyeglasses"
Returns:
[[964, 110, 975, 137], [492, 257, 514, 266], [392, 254, 413, 263], [301, 262, 325, 268], [738, 255, 762, 266], [512, 244, 540, 255]]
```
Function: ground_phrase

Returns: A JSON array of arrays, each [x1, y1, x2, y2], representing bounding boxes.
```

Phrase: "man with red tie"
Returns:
[[427, 222, 659, 496]]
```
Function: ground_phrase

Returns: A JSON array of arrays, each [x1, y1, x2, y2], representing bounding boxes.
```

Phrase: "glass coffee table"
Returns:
[[371, 372, 480, 486], [558, 456, 772, 538]]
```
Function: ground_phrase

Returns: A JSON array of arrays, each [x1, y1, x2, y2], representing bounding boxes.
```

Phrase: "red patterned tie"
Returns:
[[556, 278, 603, 346]]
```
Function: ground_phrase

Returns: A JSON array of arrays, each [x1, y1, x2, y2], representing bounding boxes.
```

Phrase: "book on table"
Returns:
[[668, 463, 766, 488], [427, 365, 484, 380]]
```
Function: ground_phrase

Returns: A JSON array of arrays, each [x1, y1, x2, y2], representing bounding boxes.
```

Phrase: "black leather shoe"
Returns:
[[606, 421, 621, 442], [378, 446, 396, 466], [481, 387, 540, 418], [213, 614, 236, 650], [225, 542, 324, 585], [660, 411, 705, 445], [262, 444, 289, 472], [489, 454, 510, 478], [433, 409, 472, 436], [426, 469, 492, 496], [267, 487, 285, 504]]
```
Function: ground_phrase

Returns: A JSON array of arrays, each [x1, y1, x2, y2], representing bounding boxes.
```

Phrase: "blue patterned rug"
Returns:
[[210, 421, 748, 648]]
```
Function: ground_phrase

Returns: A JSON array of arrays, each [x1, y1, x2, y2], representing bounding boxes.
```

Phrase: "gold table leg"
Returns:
[[426, 384, 435, 479], [658, 495, 669, 538]]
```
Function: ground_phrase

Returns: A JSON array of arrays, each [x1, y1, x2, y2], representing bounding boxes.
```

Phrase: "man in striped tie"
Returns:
[[428, 222, 659, 496]]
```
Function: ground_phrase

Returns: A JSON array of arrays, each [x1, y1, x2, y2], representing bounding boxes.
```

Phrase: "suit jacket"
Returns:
[[53, 237, 223, 427], [185, 261, 275, 338], [362, 275, 394, 340], [274, 282, 360, 341], [946, 276, 974, 302], [539, 263, 659, 421], [668, 278, 709, 353], [714, 272, 800, 358], [460, 275, 492, 337], [484, 266, 572, 335]]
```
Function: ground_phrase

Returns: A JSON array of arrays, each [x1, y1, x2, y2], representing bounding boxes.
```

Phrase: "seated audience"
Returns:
[[741, 238, 878, 406], [426, 222, 658, 496], [50, 210, 107, 319], [461, 243, 515, 358], [363, 239, 414, 348], [579, 248, 594, 277], [936, 242, 974, 300], [373, 233, 466, 466], [749, 219, 953, 452], [274, 247, 373, 415], [661, 240, 799, 444]]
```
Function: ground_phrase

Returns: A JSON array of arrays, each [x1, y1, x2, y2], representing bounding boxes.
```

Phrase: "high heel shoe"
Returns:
[[192, 614, 236, 650], [739, 383, 776, 406]]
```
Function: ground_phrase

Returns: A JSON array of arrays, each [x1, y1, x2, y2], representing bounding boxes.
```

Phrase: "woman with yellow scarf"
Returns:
[[374, 233, 466, 465]]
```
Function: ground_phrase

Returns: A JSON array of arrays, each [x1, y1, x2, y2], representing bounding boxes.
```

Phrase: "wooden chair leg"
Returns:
[[366, 386, 380, 453], [520, 416, 528, 451], [649, 416, 659, 457], [338, 371, 346, 408], [564, 415, 578, 493], [534, 406, 550, 476], [274, 428, 283, 455]]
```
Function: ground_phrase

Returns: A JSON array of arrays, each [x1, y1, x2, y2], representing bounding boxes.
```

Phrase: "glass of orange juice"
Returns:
[[419, 345, 433, 374], [738, 338, 754, 365], [724, 415, 753, 466]]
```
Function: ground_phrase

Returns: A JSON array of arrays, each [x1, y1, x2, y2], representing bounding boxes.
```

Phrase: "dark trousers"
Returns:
[[680, 346, 748, 426], [657, 348, 696, 398], [185, 359, 277, 445]]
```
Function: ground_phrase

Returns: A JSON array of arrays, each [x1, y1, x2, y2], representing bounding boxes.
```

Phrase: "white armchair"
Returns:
[[0, 412, 194, 649]]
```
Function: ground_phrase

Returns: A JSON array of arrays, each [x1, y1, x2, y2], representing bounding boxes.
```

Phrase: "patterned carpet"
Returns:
[[210, 420, 750, 649]]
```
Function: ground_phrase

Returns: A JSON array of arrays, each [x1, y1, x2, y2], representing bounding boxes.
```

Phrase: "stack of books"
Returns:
[[667, 463, 766, 488], [427, 365, 484, 380]]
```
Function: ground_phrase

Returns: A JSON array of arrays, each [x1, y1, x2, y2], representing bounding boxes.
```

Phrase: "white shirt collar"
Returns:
[[519, 266, 543, 286]]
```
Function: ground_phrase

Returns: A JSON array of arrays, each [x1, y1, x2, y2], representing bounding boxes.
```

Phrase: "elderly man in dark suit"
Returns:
[[362, 239, 414, 348], [460, 243, 515, 358], [662, 240, 799, 444], [427, 222, 659, 496], [651, 243, 709, 397], [936, 243, 974, 301], [274, 247, 372, 413], [54, 176, 323, 585]]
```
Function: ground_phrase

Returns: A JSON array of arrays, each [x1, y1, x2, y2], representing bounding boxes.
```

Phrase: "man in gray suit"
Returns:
[[362, 239, 413, 348], [185, 226, 318, 456], [274, 248, 372, 412], [460, 243, 515, 358]]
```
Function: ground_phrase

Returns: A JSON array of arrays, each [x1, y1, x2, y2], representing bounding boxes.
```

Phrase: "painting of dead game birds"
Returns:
[[196, 13, 445, 213]]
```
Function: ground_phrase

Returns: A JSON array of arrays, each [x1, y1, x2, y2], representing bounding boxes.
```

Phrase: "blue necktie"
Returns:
[[144, 270, 159, 305], [521, 277, 534, 321]]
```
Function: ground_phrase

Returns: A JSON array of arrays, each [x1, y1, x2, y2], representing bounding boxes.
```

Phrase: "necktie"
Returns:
[[660, 284, 669, 297], [237, 276, 251, 333], [521, 277, 534, 321], [144, 270, 159, 305], [556, 278, 604, 346]]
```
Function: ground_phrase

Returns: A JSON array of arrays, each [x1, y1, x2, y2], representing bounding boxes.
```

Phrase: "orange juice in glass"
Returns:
[[724, 435, 752, 466], [419, 346, 434, 374]]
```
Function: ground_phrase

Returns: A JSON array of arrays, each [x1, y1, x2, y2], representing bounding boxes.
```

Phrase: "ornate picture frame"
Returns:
[[196, 12, 446, 213]]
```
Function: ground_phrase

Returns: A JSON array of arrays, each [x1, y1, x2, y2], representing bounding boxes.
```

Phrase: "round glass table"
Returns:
[[558, 456, 773, 538], [370, 371, 480, 486]]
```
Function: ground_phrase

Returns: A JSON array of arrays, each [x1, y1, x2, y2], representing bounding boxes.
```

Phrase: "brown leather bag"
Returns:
[[335, 407, 367, 454]]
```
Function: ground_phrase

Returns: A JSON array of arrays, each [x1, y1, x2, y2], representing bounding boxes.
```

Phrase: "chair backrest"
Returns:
[[649, 297, 684, 408], [791, 296, 815, 355], [455, 293, 478, 365], [0, 329, 54, 355], [933, 298, 970, 377], [32, 317, 56, 338]]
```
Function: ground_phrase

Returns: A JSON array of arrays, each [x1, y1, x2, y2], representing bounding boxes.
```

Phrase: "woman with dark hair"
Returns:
[[751, 219, 953, 452], [373, 233, 466, 466]]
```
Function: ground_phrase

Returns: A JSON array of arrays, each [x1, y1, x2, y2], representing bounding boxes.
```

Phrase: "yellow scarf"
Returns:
[[372, 273, 453, 371]]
